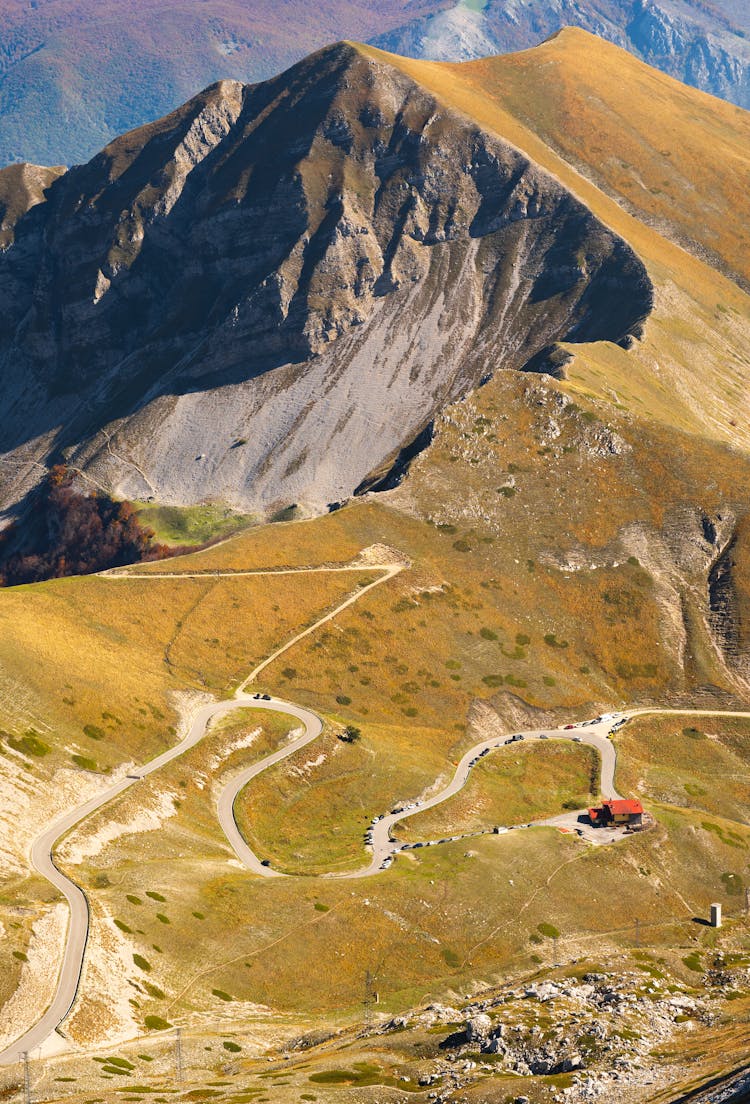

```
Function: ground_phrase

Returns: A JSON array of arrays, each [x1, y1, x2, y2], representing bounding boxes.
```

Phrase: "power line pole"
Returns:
[[21, 1051, 31, 1104], [635, 918, 640, 948], [363, 971, 377, 1028], [174, 1027, 183, 1083]]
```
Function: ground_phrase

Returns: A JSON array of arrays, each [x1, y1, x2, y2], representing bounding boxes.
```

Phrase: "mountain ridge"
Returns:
[[0, 0, 749, 169]]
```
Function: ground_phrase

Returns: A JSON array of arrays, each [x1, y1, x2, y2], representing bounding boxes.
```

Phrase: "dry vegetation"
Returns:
[[0, 29, 749, 1100]]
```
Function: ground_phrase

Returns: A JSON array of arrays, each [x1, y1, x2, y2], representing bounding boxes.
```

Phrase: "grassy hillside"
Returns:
[[441, 28, 750, 289]]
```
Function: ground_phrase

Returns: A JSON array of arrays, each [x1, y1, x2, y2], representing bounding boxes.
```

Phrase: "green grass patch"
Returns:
[[133, 503, 253, 547]]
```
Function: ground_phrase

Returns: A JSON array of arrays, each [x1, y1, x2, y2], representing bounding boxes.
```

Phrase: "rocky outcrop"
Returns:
[[0, 43, 652, 518]]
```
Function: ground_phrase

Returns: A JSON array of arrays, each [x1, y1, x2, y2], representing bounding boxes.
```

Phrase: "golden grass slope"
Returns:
[[358, 31, 750, 455], [443, 28, 750, 289]]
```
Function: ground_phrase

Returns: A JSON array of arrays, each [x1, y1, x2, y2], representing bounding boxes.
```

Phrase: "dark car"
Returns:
[[260, 859, 271, 867], [262, 694, 271, 701]]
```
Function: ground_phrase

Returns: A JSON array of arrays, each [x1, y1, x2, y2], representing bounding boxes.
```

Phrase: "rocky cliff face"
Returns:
[[0, 43, 652, 517]]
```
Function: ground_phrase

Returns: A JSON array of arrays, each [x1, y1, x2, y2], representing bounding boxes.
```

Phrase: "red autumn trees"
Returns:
[[0, 465, 172, 586]]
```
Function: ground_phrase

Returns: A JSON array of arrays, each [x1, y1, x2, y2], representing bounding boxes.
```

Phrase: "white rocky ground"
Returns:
[[378, 966, 748, 1104], [0, 904, 68, 1052]]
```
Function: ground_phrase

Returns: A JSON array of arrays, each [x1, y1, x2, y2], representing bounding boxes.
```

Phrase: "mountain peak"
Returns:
[[0, 36, 652, 517]]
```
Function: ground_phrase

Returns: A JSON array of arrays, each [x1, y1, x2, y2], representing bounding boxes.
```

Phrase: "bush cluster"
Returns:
[[0, 465, 172, 585]]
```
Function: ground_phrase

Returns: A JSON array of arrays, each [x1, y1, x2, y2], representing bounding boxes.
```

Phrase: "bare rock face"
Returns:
[[0, 43, 652, 517]]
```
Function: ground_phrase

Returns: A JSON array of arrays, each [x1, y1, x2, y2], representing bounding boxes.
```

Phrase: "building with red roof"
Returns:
[[588, 798, 643, 827]]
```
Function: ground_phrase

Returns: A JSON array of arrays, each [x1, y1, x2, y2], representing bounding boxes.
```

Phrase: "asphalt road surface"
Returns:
[[218, 713, 625, 880]]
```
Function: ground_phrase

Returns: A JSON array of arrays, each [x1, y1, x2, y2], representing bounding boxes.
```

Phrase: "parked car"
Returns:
[[573, 736, 582, 743], [262, 693, 271, 701], [564, 724, 575, 729], [260, 859, 271, 867], [540, 734, 549, 740]]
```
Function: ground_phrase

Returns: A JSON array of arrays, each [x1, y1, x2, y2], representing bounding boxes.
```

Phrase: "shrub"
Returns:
[[281, 667, 297, 679], [479, 627, 498, 640], [133, 955, 151, 972], [72, 754, 98, 771], [538, 922, 560, 939], [212, 989, 233, 1002], [223, 1041, 241, 1053], [683, 952, 702, 973], [103, 1057, 134, 1071], [145, 891, 166, 902], [84, 724, 105, 740], [452, 539, 472, 552], [7, 731, 50, 757], [144, 1016, 172, 1030], [126, 895, 142, 905], [335, 694, 351, 706]]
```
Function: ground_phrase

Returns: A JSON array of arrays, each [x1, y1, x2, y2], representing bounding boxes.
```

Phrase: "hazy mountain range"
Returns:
[[0, 0, 748, 168]]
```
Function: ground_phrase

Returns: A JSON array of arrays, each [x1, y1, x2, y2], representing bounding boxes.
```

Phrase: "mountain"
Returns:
[[0, 37, 654, 520], [0, 30, 750, 1100], [0, 0, 749, 169], [2, 30, 749, 524]]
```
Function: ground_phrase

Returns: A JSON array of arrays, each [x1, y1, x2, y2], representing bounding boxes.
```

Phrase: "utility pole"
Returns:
[[174, 1027, 183, 1083], [635, 918, 640, 948], [21, 1051, 31, 1104], [745, 886, 749, 917], [363, 971, 377, 1028], [553, 937, 559, 967]]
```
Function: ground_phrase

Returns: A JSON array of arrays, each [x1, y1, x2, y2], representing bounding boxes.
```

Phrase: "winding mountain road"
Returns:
[[0, 555, 402, 1065], [2, 543, 749, 1063], [218, 715, 624, 881]]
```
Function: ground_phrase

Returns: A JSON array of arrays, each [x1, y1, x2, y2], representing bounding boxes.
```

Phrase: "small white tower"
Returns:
[[710, 902, 722, 928]]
